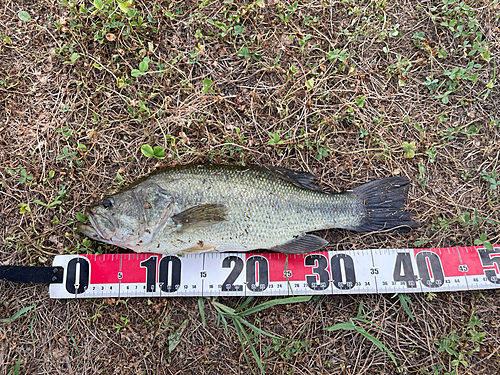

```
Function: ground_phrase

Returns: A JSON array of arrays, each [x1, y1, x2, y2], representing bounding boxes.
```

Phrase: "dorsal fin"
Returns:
[[264, 166, 324, 191]]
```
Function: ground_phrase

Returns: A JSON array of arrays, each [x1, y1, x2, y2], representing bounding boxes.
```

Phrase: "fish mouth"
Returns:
[[77, 212, 116, 241]]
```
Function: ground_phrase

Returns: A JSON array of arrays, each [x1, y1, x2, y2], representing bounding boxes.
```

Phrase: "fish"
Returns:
[[77, 164, 419, 255]]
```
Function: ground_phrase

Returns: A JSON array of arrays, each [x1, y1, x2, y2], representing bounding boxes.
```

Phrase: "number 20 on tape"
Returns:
[[49, 246, 500, 298]]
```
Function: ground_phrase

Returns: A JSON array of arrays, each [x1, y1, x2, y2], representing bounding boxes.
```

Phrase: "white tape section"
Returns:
[[49, 246, 500, 298]]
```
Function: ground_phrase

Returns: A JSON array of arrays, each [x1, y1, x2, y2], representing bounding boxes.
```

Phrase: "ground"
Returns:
[[1, 0, 500, 374]]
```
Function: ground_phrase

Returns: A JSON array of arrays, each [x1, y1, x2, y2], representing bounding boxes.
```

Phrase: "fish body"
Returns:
[[78, 164, 418, 254]]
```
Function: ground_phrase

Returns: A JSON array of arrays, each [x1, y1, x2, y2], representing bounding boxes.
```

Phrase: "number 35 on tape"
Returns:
[[49, 246, 500, 298]]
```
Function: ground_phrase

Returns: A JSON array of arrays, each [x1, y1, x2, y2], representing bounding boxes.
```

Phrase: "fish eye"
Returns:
[[102, 197, 114, 209]]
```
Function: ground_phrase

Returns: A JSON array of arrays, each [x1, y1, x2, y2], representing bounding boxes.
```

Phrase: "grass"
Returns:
[[0, 0, 499, 373]]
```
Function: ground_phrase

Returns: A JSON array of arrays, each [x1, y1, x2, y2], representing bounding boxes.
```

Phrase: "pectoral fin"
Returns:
[[270, 234, 328, 254], [171, 204, 228, 232]]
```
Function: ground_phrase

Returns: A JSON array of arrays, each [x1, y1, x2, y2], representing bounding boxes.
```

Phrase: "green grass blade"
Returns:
[[7, 356, 22, 375], [324, 321, 357, 331], [239, 317, 281, 339], [236, 318, 265, 375], [235, 297, 254, 313], [394, 293, 415, 322], [198, 297, 206, 326], [66, 325, 79, 354], [212, 301, 236, 316], [2, 305, 35, 323], [233, 318, 257, 375], [354, 317, 382, 329], [237, 295, 311, 317], [354, 326, 397, 365]]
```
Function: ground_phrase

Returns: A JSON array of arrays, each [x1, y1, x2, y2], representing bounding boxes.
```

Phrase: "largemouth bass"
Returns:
[[78, 164, 419, 254]]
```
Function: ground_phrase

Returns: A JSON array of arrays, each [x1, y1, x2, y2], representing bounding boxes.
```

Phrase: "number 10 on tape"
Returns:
[[49, 246, 500, 298]]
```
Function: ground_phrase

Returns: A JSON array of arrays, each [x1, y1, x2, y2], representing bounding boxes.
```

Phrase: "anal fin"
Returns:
[[270, 234, 328, 254]]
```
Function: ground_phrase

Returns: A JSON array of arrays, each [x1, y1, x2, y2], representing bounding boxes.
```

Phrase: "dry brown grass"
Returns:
[[1, 0, 500, 373]]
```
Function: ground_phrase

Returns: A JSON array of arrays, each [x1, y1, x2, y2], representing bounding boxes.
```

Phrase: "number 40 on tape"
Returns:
[[49, 246, 500, 299]]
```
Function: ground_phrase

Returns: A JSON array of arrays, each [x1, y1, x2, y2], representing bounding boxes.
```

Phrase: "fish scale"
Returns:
[[147, 166, 358, 252], [78, 164, 419, 255]]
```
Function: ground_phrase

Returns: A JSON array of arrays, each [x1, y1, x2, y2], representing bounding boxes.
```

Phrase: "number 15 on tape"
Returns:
[[49, 247, 500, 298]]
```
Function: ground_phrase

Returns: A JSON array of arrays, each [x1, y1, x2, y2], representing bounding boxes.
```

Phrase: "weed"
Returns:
[[474, 234, 493, 250], [66, 325, 80, 354], [6, 166, 34, 185], [131, 56, 150, 77], [263, 338, 310, 360], [7, 356, 22, 375], [34, 185, 67, 210], [387, 54, 412, 86], [277, 1, 298, 25], [198, 298, 206, 326], [480, 171, 499, 192], [141, 144, 165, 159], [402, 141, 416, 158], [167, 318, 190, 362], [212, 296, 311, 374], [392, 294, 415, 322], [1, 305, 35, 323], [268, 131, 284, 146], [416, 161, 427, 190], [435, 315, 485, 375], [56, 146, 81, 168], [326, 49, 352, 70], [325, 301, 397, 365], [355, 95, 366, 108], [115, 315, 131, 332], [202, 78, 215, 94]]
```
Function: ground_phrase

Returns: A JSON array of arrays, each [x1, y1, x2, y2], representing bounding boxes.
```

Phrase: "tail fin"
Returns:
[[351, 177, 419, 232]]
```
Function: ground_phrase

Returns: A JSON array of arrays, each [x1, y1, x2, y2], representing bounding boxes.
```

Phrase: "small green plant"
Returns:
[[131, 56, 150, 77], [6, 166, 34, 185], [141, 144, 165, 159], [115, 315, 131, 332], [355, 95, 366, 107], [213, 296, 311, 374], [298, 34, 311, 53], [387, 54, 412, 86], [56, 146, 81, 167], [277, 1, 298, 25], [167, 318, 190, 362], [237, 46, 261, 61], [474, 234, 493, 250], [416, 161, 427, 189], [358, 127, 369, 139], [325, 301, 397, 365], [435, 314, 485, 375], [66, 325, 80, 354], [326, 49, 352, 69], [263, 338, 310, 360], [402, 141, 416, 158], [18, 11, 31, 22], [393, 293, 415, 321], [268, 131, 284, 146], [34, 185, 67, 209], [480, 171, 499, 192], [202, 77, 215, 94]]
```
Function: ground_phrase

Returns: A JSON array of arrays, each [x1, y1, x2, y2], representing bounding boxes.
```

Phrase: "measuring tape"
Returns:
[[47, 246, 500, 298]]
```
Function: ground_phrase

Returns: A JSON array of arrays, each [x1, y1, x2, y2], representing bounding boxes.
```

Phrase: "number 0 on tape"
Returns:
[[49, 246, 500, 298]]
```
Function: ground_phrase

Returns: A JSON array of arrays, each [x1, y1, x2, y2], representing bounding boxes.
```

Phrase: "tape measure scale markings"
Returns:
[[48, 246, 500, 299]]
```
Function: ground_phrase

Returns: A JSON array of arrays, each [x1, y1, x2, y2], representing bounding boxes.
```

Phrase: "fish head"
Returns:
[[77, 182, 176, 250]]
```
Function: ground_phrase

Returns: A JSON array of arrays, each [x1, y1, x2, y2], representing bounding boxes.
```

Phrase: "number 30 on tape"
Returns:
[[49, 246, 500, 298]]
